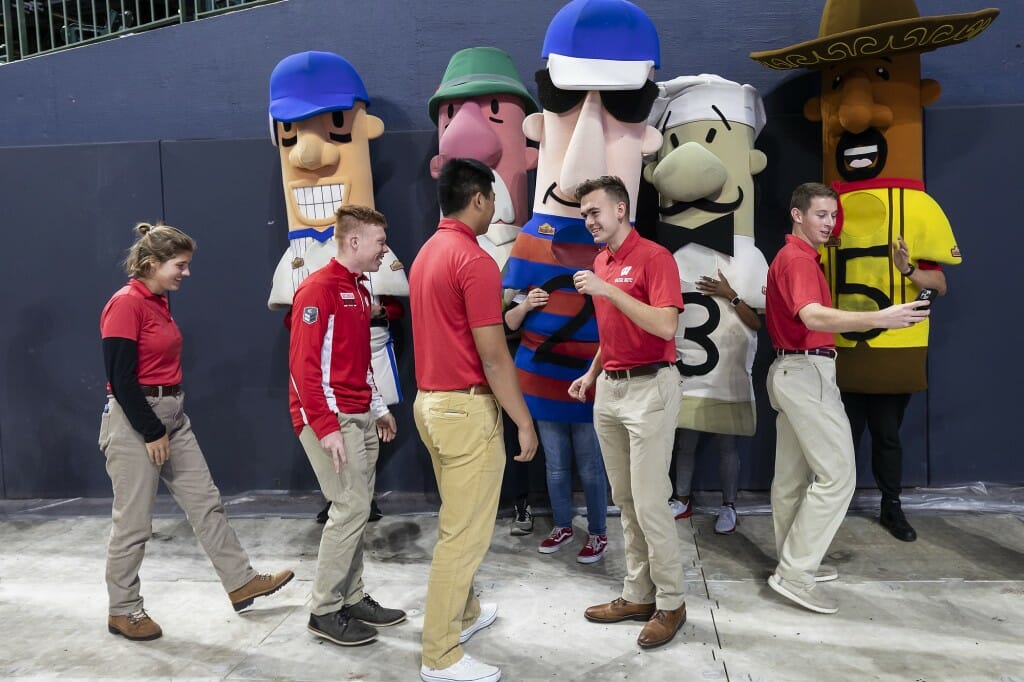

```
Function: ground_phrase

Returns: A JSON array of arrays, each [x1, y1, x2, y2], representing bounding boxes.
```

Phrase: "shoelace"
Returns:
[[127, 609, 150, 624], [361, 595, 382, 610], [584, 535, 604, 551], [250, 573, 272, 585]]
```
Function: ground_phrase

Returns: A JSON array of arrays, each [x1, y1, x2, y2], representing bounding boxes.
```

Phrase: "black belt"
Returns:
[[776, 348, 837, 359], [370, 318, 389, 328], [424, 384, 493, 395], [604, 361, 671, 380], [140, 384, 182, 397]]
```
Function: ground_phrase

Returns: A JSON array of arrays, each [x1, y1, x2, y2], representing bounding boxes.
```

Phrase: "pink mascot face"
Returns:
[[526, 74, 662, 221], [431, 94, 537, 227], [528, 0, 664, 221]]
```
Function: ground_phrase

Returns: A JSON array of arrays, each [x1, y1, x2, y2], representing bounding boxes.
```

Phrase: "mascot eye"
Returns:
[[705, 128, 717, 144], [282, 122, 292, 132], [447, 102, 455, 119], [491, 99, 500, 115], [670, 133, 680, 149], [832, 74, 843, 90], [332, 111, 345, 128], [875, 67, 890, 81]]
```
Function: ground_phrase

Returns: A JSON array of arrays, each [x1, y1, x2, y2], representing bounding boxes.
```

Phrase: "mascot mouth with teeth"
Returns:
[[751, 0, 998, 541], [750, 0, 998, 390], [267, 51, 408, 405]]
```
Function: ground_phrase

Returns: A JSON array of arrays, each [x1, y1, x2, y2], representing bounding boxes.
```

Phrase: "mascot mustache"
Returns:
[[660, 187, 743, 216]]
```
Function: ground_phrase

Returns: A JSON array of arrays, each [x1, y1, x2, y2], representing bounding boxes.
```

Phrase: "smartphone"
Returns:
[[914, 288, 937, 310]]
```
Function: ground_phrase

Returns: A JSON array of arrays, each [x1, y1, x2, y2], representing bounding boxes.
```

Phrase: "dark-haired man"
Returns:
[[289, 205, 405, 647], [569, 176, 687, 650], [411, 158, 538, 682], [764, 183, 929, 615]]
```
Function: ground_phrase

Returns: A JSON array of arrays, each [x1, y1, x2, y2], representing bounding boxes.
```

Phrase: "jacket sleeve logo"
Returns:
[[302, 306, 318, 324]]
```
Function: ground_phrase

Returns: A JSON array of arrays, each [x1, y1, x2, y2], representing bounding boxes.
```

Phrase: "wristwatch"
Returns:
[[730, 296, 742, 307]]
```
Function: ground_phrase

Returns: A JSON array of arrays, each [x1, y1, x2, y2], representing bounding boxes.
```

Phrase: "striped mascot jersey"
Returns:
[[503, 212, 602, 423]]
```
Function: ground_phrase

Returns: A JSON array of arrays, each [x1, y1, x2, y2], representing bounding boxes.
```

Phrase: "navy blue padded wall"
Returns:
[[158, 138, 307, 492], [0, 0, 1018, 147], [2, 108, 1022, 499], [0, 142, 164, 497], [924, 104, 1024, 485]]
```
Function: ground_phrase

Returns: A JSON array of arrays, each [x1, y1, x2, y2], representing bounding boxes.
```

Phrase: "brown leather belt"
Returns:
[[604, 361, 671, 380], [776, 348, 837, 359], [140, 384, 182, 397]]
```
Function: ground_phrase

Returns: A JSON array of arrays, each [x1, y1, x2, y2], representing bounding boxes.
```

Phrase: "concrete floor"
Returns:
[[1, 493, 1023, 681]]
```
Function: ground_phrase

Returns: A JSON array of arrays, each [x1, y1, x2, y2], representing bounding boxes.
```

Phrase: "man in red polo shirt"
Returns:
[[410, 158, 538, 682], [289, 205, 405, 648], [764, 182, 929, 615], [568, 176, 687, 650]]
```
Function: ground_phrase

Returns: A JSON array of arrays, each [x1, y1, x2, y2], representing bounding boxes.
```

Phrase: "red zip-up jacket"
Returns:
[[288, 259, 386, 439]]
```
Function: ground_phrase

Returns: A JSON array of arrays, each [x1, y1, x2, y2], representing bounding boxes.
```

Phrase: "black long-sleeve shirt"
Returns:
[[103, 337, 167, 442]]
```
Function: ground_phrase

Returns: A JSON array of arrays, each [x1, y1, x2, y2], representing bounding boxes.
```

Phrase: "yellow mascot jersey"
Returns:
[[821, 181, 961, 393]]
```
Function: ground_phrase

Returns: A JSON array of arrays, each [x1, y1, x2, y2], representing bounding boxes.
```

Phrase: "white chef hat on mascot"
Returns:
[[648, 74, 766, 138]]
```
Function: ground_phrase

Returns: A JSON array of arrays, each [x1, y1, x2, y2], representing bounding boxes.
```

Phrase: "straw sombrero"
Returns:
[[749, 0, 998, 70]]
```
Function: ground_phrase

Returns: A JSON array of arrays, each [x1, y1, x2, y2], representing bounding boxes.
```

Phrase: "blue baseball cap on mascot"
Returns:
[[269, 51, 370, 123], [542, 0, 660, 91]]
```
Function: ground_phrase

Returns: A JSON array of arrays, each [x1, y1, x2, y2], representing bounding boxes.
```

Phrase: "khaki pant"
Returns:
[[298, 412, 378, 615], [99, 394, 255, 615], [767, 356, 856, 584], [594, 366, 685, 610], [414, 390, 505, 670]]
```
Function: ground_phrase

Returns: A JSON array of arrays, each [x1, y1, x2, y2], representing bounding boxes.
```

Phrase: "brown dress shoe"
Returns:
[[584, 597, 656, 623], [637, 603, 686, 649], [108, 609, 162, 641], [229, 569, 295, 612]]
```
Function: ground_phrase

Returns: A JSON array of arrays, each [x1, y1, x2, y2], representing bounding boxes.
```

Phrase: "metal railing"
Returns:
[[1, 0, 276, 63]]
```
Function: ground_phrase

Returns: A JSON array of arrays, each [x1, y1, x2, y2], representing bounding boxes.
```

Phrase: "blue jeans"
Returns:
[[536, 420, 607, 536]]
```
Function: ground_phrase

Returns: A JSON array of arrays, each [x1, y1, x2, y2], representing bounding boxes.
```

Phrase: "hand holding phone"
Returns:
[[914, 288, 937, 310]]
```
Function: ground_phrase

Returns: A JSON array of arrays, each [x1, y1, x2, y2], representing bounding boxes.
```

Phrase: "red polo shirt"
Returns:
[[593, 228, 683, 371], [289, 259, 374, 438], [100, 279, 183, 385], [766, 234, 835, 351], [410, 218, 503, 390]]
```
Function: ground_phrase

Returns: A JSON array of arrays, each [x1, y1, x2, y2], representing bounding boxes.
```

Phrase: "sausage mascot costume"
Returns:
[[750, 1, 998, 541]]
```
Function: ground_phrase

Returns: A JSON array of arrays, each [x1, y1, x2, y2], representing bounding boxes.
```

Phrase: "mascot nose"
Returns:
[[560, 91, 607, 197], [290, 128, 339, 170], [652, 141, 727, 202], [438, 101, 502, 168], [836, 72, 892, 134]]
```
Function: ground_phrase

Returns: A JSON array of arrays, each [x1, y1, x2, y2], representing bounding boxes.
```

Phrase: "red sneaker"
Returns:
[[538, 526, 574, 554], [668, 498, 692, 520], [576, 534, 608, 564]]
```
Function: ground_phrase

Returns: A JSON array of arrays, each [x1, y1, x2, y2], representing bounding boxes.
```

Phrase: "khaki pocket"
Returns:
[[97, 400, 112, 452]]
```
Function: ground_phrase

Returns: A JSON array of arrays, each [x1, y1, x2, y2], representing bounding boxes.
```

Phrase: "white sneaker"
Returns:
[[459, 602, 498, 644], [421, 653, 501, 682], [668, 498, 692, 520], [714, 505, 737, 534]]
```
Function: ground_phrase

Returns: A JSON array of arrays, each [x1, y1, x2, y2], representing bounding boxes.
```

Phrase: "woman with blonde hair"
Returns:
[[99, 222, 293, 641]]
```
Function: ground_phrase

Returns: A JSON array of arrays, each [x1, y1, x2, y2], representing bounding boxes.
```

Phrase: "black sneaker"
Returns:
[[315, 501, 330, 525], [344, 594, 406, 627], [880, 498, 917, 542], [308, 609, 378, 646], [511, 503, 534, 536], [368, 497, 383, 522]]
